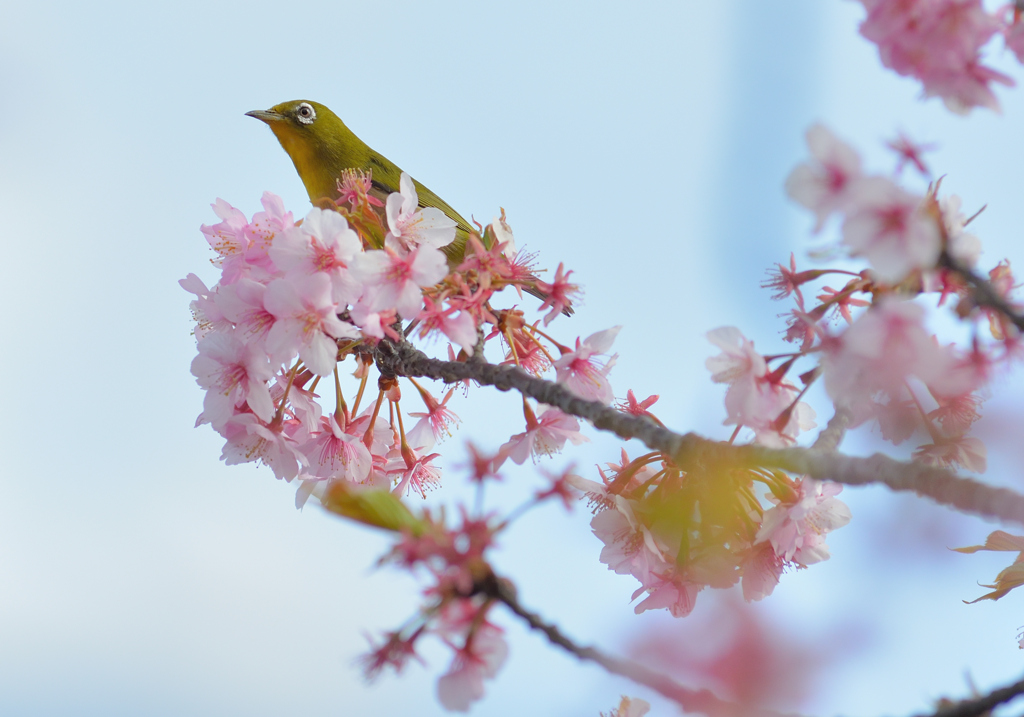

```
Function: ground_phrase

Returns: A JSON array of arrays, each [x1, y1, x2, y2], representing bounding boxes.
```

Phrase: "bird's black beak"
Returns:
[[245, 109, 285, 124]]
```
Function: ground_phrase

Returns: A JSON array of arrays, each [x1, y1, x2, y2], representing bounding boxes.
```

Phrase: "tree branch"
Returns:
[[374, 340, 1024, 527]]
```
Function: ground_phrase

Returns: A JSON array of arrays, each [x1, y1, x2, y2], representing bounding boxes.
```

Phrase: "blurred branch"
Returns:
[[481, 573, 802, 717], [375, 340, 1024, 527], [811, 406, 852, 453], [913, 670, 1024, 717], [938, 250, 1024, 333]]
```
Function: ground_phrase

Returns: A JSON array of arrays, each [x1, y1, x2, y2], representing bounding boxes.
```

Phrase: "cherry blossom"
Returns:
[[785, 123, 863, 231], [269, 207, 363, 304], [495, 404, 588, 467], [191, 331, 275, 429], [841, 177, 940, 282], [352, 245, 449, 320], [551, 326, 621, 404], [821, 298, 956, 423], [755, 478, 851, 566], [299, 415, 373, 482], [534, 263, 580, 325], [386, 172, 458, 251], [434, 609, 508, 713], [857, 0, 1013, 114], [264, 273, 360, 375]]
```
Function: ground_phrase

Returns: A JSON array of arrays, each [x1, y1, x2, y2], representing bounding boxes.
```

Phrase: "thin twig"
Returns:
[[811, 406, 852, 453], [939, 251, 1024, 333]]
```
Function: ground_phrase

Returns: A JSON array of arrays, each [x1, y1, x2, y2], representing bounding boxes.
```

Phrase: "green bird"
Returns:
[[246, 99, 474, 264], [247, 99, 569, 313]]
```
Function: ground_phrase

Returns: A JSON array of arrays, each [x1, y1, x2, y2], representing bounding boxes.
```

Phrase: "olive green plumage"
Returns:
[[246, 99, 471, 264]]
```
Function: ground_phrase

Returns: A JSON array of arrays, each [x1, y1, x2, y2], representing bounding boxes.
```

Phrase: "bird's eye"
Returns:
[[296, 102, 316, 125]]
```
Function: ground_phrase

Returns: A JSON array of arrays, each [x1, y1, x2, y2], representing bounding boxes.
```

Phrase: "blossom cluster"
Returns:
[[183, 171, 612, 506], [708, 123, 1018, 475], [571, 419, 851, 618], [855, 0, 1024, 114]]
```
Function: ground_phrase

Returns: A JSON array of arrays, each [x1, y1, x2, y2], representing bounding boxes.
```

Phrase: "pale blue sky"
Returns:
[[3, 1, 1024, 715]]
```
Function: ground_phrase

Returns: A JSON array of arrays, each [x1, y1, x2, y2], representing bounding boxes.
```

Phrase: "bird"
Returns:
[[246, 100, 477, 262], [247, 100, 571, 314]]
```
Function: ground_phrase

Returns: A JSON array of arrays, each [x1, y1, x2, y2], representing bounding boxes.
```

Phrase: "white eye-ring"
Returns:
[[296, 102, 316, 125]]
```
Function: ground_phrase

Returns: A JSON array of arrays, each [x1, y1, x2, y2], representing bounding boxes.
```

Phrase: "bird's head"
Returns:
[[246, 99, 343, 152], [246, 99, 360, 202]]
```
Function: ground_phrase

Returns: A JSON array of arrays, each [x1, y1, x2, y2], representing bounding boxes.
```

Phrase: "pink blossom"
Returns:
[[180, 273, 232, 340], [214, 278, 276, 353], [191, 332, 275, 429], [822, 298, 956, 422], [264, 273, 359, 375], [534, 263, 580, 325], [352, 245, 449, 320], [887, 131, 935, 177], [603, 696, 651, 717], [551, 326, 621, 404], [434, 613, 508, 713], [755, 478, 851, 566], [741, 542, 784, 602], [495, 405, 588, 467], [914, 435, 987, 473], [269, 207, 363, 305], [1006, 15, 1024, 64], [785, 123, 864, 231], [389, 447, 442, 498], [706, 327, 766, 385], [407, 387, 460, 448], [841, 177, 940, 282], [200, 198, 252, 283], [417, 296, 478, 356], [386, 172, 458, 251], [633, 573, 703, 618], [299, 415, 373, 482], [858, 0, 1012, 114], [617, 390, 660, 421], [591, 496, 668, 586], [706, 327, 816, 446], [219, 413, 306, 481], [245, 191, 293, 272]]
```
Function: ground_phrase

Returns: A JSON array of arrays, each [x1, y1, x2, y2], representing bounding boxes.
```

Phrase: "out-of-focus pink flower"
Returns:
[[822, 298, 954, 423], [551, 326, 621, 404], [706, 327, 816, 446], [841, 176, 940, 282], [785, 123, 864, 231], [914, 435, 987, 473], [857, 0, 1012, 114], [434, 602, 508, 713]]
